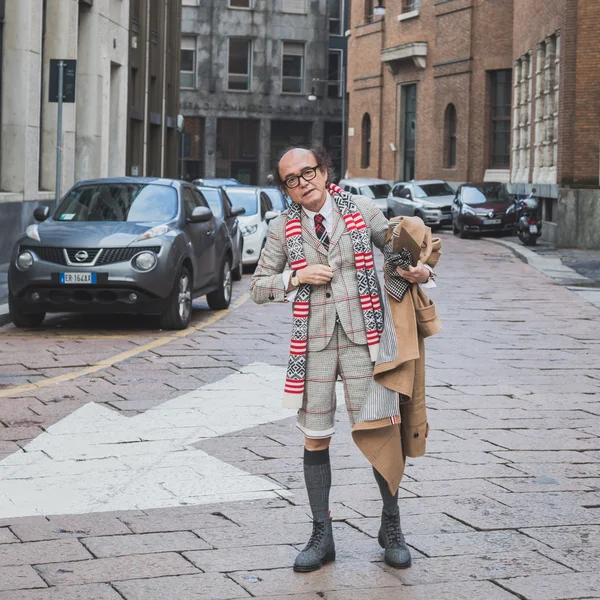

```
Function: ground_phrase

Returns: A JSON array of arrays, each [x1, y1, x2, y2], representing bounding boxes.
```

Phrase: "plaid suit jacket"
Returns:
[[250, 194, 389, 352]]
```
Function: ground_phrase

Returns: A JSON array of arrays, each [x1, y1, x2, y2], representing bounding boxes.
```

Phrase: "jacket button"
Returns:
[[413, 432, 419, 438], [326, 292, 331, 298], [268, 294, 274, 301]]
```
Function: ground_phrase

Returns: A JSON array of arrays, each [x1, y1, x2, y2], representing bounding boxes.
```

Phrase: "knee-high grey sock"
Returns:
[[373, 467, 399, 514], [304, 448, 331, 522]]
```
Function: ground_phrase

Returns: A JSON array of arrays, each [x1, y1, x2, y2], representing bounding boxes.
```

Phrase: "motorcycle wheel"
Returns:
[[524, 234, 538, 246]]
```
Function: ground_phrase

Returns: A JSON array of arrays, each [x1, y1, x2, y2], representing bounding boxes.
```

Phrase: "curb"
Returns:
[[483, 237, 600, 309]]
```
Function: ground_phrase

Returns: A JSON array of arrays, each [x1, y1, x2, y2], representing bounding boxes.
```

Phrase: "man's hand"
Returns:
[[396, 262, 430, 284], [298, 265, 334, 285]]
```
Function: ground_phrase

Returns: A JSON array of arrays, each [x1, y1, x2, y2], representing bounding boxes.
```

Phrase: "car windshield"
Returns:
[[54, 183, 178, 222], [359, 184, 391, 199], [462, 184, 512, 205], [196, 178, 241, 187], [414, 183, 455, 198], [224, 189, 258, 216], [263, 188, 287, 212], [200, 188, 223, 219]]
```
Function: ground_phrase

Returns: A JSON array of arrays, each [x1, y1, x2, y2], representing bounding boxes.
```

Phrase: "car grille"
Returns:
[[441, 205, 452, 214], [20, 246, 160, 266]]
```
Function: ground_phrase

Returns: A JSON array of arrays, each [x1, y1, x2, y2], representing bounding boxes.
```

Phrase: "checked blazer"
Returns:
[[250, 194, 389, 353]]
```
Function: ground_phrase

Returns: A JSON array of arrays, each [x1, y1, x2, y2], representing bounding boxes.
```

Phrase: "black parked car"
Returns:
[[196, 185, 245, 280], [9, 178, 237, 330]]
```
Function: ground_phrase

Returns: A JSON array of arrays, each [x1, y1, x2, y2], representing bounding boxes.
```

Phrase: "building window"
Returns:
[[361, 113, 371, 169], [328, 50, 342, 98], [511, 52, 533, 183], [364, 0, 373, 22], [401, 84, 417, 180], [444, 104, 457, 168], [533, 34, 559, 184], [182, 0, 199, 5], [228, 38, 252, 91], [180, 37, 196, 89], [328, 0, 343, 35], [282, 0, 307, 14], [229, 0, 251, 8], [403, 0, 419, 12], [489, 69, 512, 168], [282, 42, 304, 94]]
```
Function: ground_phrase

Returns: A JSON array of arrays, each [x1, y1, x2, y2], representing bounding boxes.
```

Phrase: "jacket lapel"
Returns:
[[301, 211, 328, 257], [328, 201, 347, 249]]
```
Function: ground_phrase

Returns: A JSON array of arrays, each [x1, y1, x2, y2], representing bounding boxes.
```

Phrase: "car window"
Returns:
[[359, 184, 392, 199], [221, 190, 234, 216], [461, 184, 511, 205], [54, 183, 178, 223], [263, 188, 287, 212], [351, 187, 358, 195], [393, 185, 404, 197], [182, 188, 197, 217], [260, 193, 274, 216], [415, 183, 455, 198], [198, 188, 222, 218], [399, 187, 412, 199], [191, 189, 210, 209], [224, 189, 259, 216]]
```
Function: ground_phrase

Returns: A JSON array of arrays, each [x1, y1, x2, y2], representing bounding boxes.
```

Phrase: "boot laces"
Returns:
[[384, 511, 404, 547], [306, 520, 326, 549]]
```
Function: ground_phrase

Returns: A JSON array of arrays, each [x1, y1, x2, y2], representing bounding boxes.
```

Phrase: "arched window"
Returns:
[[361, 113, 371, 169], [364, 0, 374, 22], [444, 103, 457, 168]]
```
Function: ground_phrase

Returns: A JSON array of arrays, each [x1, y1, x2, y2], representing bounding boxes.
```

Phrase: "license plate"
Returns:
[[483, 219, 502, 225], [60, 272, 97, 284], [529, 225, 538, 233]]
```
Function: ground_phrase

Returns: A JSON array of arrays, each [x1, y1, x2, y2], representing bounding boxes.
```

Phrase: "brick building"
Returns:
[[347, 0, 600, 248]]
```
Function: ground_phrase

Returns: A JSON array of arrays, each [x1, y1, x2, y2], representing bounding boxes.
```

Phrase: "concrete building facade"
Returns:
[[0, 0, 181, 266], [347, 0, 600, 248], [179, 0, 347, 185]]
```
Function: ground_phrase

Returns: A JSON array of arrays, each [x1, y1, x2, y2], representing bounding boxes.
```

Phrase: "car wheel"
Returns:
[[207, 258, 232, 310], [459, 225, 470, 239], [159, 265, 192, 330], [232, 243, 243, 281], [9, 294, 46, 328]]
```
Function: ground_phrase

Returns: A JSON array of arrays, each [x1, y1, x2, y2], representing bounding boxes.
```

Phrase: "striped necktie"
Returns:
[[314, 213, 330, 250]]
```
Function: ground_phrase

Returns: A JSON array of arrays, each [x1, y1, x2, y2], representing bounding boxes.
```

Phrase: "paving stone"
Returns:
[[184, 544, 298, 572], [0, 539, 91, 567], [114, 573, 250, 600], [501, 571, 600, 600], [491, 450, 600, 463], [348, 513, 472, 538], [538, 546, 600, 572], [0, 529, 18, 545], [522, 525, 600, 549], [0, 583, 123, 600], [35, 552, 199, 586], [229, 560, 403, 596], [408, 530, 546, 557], [121, 511, 239, 534], [487, 476, 597, 493], [0, 565, 47, 591], [8, 514, 134, 542], [401, 479, 506, 497], [324, 580, 519, 600], [406, 463, 522, 481], [82, 531, 210, 558], [0, 427, 43, 442]]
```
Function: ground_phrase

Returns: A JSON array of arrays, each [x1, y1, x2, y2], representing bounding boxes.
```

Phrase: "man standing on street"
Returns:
[[250, 146, 435, 573]]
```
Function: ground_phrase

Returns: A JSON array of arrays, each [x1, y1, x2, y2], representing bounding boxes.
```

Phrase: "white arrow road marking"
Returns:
[[0, 363, 303, 519]]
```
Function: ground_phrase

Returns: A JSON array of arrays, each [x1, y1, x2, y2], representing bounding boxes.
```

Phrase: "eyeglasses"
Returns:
[[283, 165, 321, 189]]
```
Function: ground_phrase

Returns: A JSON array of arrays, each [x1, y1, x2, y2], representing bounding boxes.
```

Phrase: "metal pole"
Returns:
[[180, 131, 184, 180], [341, 52, 346, 180], [55, 60, 64, 206]]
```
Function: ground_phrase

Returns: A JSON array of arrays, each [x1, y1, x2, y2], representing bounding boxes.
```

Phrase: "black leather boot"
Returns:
[[293, 518, 336, 572], [378, 509, 411, 568]]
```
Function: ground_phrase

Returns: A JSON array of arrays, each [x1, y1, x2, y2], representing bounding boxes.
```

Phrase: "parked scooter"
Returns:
[[513, 192, 542, 246]]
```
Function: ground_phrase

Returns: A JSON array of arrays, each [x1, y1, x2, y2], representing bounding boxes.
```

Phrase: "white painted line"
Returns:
[[0, 363, 303, 518]]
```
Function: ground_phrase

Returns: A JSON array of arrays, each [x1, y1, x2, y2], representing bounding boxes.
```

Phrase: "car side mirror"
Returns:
[[188, 206, 213, 223], [453, 197, 460, 205], [230, 206, 246, 217], [33, 206, 50, 222], [264, 210, 279, 223]]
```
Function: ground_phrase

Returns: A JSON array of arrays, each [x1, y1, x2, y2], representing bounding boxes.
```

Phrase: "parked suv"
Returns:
[[387, 180, 455, 229], [338, 178, 391, 215]]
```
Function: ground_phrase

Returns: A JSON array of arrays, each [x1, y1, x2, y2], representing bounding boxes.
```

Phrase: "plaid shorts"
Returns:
[[296, 321, 374, 439]]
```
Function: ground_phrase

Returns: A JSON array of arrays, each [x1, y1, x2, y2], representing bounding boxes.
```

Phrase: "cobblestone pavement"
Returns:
[[0, 233, 599, 599]]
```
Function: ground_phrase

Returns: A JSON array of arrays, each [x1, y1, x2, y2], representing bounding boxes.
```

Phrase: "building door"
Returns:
[[401, 84, 417, 181]]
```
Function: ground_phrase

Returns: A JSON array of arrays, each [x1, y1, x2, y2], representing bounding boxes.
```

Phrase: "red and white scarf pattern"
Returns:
[[283, 182, 383, 408]]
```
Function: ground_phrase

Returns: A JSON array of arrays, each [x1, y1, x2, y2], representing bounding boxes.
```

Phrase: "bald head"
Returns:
[[277, 148, 328, 212]]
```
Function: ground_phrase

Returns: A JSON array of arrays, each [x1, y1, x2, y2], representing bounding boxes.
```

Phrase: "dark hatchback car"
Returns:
[[9, 178, 236, 330], [451, 182, 516, 239], [196, 186, 245, 281]]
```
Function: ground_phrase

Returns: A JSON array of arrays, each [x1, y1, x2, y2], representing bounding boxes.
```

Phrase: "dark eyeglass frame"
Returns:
[[283, 164, 321, 189]]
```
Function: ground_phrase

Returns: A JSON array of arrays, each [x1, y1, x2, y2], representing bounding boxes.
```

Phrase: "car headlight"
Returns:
[[242, 224, 258, 236], [461, 205, 475, 216], [17, 251, 35, 270], [25, 224, 40, 242], [133, 252, 158, 271], [135, 224, 170, 242], [506, 204, 515, 214]]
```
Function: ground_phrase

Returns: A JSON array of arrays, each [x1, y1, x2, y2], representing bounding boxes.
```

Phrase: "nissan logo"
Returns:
[[75, 251, 89, 262]]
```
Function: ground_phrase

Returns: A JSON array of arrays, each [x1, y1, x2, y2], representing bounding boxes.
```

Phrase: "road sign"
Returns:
[[49, 59, 77, 103], [0, 363, 298, 518]]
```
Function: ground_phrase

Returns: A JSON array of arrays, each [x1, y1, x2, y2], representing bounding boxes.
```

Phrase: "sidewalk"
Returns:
[[0, 263, 8, 327], [483, 235, 600, 309]]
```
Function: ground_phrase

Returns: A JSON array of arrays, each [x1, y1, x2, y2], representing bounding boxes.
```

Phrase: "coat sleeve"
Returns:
[[249, 214, 290, 304], [353, 195, 389, 252]]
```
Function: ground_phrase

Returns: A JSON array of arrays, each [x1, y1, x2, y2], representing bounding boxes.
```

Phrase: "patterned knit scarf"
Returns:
[[283, 182, 384, 408]]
